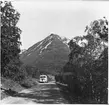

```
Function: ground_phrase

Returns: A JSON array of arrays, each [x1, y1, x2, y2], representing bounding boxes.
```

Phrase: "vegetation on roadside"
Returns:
[[1, 1, 37, 95], [55, 17, 108, 104], [1, 77, 24, 99], [1, 1, 22, 80]]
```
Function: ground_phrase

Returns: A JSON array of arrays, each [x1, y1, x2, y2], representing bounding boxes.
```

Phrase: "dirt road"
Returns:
[[1, 82, 70, 104]]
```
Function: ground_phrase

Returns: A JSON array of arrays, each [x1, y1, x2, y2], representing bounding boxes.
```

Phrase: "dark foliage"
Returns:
[[22, 64, 39, 78], [1, 1, 25, 81], [55, 18, 108, 104]]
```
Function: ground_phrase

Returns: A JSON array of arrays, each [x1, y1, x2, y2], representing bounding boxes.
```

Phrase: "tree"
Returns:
[[85, 17, 108, 42], [57, 18, 108, 104], [1, 1, 22, 78]]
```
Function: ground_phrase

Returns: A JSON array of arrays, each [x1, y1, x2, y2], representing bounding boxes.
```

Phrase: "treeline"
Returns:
[[55, 18, 108, 104], [1, 1, 38, 88]]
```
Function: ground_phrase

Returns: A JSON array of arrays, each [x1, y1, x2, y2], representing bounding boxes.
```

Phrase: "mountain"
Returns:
[[20, 34, 70, 75]]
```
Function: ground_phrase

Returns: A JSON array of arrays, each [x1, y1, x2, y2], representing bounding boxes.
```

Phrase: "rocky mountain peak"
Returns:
[[20, 34, 70, 74]]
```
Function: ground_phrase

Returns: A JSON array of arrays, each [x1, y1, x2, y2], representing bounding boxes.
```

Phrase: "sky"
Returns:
[[10, 0, 109, 49]]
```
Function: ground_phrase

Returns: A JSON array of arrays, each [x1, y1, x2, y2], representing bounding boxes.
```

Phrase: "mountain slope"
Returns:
[[20, 34, 70, 74]]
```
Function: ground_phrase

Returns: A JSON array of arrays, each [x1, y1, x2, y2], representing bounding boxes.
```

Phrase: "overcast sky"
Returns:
[[11, 0, 109, 49]]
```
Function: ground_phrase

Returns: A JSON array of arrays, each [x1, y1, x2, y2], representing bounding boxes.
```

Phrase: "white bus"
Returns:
[[39, 75, 48, 83]]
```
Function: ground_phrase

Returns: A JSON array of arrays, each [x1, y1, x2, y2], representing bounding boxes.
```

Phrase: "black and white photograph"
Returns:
[[0, 0, 108, 104]]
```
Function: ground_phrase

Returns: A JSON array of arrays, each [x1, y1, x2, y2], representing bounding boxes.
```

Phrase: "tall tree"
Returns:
[[1, 1, 22, 78], [57, 18, 108, 104]]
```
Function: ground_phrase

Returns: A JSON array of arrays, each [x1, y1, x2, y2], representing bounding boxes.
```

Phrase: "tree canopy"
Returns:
[[1, 1, 22, 78], [56, 18, 108, 104]]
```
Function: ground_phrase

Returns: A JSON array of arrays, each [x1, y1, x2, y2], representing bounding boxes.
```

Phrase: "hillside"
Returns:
[[20, 34, 70, 75]]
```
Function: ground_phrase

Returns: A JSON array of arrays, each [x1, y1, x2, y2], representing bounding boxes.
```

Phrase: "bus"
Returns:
[[39, 75, 48, 83]]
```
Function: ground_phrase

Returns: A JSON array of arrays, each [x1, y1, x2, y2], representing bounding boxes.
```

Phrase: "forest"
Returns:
[[55, 17, 108, 104]]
